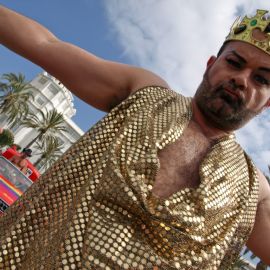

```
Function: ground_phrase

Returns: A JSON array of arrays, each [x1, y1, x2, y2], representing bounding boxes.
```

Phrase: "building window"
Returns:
[[38, 77, 47, 85], [58, 94, 65, 103], [36, 96, 45, 106], [48, 84, 58, 95], [67, 127, 80, 141]]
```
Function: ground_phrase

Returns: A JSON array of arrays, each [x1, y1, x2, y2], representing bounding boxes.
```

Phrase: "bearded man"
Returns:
[[0, 5, 269, 269]]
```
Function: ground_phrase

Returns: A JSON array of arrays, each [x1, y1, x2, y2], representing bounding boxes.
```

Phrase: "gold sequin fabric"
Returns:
[[0, 86, 259, 269]]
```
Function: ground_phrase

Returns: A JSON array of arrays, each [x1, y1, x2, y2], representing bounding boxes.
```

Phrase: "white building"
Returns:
[[0, 72, 84, 172]]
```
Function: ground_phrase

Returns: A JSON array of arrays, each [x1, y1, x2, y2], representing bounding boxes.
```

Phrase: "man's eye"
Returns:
[[226, 59, 241, 68], [254, 75, 269, 85]]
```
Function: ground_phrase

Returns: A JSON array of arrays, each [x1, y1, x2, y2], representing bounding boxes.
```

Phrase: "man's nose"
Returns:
[[231, 70, 250, 91]]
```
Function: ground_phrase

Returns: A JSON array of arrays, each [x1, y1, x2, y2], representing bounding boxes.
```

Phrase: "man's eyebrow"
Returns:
[[258, 67, 270, 73], [230, 50, 247, 63], [229, 50, 270, 72]]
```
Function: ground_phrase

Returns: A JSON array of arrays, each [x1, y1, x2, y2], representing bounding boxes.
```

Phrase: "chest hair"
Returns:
[[152, 121, 213, 199]]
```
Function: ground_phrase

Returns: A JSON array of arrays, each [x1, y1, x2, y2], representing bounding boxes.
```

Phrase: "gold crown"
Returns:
[[226, 9, 270, 55]]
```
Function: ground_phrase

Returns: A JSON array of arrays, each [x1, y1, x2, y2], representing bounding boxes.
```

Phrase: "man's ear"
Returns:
[[265, 99, 270, 108], [206, 56, 217, 68]]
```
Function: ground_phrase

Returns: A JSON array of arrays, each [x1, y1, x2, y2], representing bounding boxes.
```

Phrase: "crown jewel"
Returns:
[[226, 9, 270, 55]]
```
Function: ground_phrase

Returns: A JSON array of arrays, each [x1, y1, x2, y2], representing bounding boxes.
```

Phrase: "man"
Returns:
[[0, 5, 269, 269], [9, 148, 32, 175]]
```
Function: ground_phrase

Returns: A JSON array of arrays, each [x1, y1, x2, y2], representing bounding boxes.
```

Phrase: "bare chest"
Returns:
[[11, 157, 26, 168], [152, 122, 212, 199]]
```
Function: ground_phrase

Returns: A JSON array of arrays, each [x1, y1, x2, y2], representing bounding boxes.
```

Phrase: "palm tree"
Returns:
[[229, 255, 249, 269], [0, 73, 33, 127], [22, 108, 67, 149], [34, 136, 64, 170]]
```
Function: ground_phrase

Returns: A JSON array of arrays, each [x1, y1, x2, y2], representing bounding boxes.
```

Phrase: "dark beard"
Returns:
[[194, 71, 257, 131]]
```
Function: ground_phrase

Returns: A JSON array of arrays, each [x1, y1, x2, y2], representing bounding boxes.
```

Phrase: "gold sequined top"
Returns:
[[0, 86, 259, 270]]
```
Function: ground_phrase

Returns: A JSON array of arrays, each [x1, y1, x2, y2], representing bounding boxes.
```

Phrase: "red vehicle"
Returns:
[[2, 147, 40, 181], [0, 156, 33, 214]]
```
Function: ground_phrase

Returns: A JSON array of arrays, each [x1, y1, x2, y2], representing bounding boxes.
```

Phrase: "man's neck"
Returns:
[[191, 99, 232, 140]]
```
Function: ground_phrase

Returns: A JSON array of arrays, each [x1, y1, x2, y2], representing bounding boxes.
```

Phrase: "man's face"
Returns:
[[194, 41, 270, 131]]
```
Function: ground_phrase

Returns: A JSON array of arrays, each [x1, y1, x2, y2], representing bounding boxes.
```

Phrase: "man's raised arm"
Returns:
[[0, 5, 168, 111]]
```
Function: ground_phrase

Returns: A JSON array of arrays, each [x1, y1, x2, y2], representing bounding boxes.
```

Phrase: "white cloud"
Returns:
[[104, 0, 270, 173]]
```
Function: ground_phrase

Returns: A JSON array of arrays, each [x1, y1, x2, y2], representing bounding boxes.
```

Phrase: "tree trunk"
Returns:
[[33, 155, 44, 167], [24, 132, 42, 149]]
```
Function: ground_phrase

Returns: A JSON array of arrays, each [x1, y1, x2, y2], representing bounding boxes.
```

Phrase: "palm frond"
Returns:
[[34, 136, 64, 170], [229, 256, 249, 270], [0, 72, 33, 126], [22, 108, 67, 137]]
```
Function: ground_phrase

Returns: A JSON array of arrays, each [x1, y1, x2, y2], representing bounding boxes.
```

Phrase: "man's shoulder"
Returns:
[[129, 85, 189, 101]]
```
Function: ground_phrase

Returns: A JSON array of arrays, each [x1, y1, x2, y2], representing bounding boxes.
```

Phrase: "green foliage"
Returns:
[[34, 136, 64, 170], [0, 129, 14, 147], [0, 73, 33, 127], [229, 256, 249, 269], [0, 72, 67, 172], [22, 108, 68, 149]]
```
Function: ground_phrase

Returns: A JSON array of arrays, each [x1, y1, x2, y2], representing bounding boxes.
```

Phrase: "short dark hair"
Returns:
[[22, 148, 32, 157], [217, 42, 228, 57]]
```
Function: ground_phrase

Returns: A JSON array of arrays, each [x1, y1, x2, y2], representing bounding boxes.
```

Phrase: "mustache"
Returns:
[[214, 81, 244, 108]]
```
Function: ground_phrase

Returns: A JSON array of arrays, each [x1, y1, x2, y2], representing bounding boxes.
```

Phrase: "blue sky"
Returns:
[[0, 0, 130, 131], [1, 0, 270, 175]]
